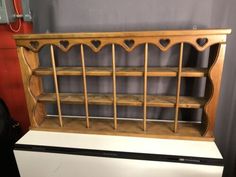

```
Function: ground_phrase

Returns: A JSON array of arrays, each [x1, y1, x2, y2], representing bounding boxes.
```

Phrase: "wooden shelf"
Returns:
[[33, 67, 207, 77], [32, 117, 212, 141], [16, 29, 230, 139], [37, 93, 206, 108]]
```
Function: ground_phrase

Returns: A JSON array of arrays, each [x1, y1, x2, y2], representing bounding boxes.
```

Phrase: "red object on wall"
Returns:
[[0, 0, 32, 134]]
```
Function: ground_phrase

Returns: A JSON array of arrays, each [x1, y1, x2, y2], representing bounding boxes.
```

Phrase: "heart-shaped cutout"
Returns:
[[124, 39, 135, 48], [91, 40, 101, 48], [60, 40, 69, 48], [196, 38, 208, 47], [30, 41, 39, 49], [159, 39, 170, 48]]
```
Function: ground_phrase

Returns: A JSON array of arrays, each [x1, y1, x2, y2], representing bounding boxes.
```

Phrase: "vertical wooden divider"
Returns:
[[50, 45, 63, 127], [80, 44, 90, 128], [112, 44, 117, 129], [174, 43, 184, 132], [143, 43, 148, 131]]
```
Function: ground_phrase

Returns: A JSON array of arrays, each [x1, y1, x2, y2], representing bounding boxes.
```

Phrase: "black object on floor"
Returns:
[[0, 98, 22, 177]]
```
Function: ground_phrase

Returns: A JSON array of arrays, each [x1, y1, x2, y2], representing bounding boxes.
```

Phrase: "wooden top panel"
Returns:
[[14, 29, 231, 40]]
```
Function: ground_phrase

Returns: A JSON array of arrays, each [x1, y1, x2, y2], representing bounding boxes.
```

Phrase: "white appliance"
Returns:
[[14, 130, 223, 177]]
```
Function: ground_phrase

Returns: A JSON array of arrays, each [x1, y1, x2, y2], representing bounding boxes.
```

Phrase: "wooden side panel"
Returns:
[[17, 47, 45, 127], [203, 44, 226, 137]]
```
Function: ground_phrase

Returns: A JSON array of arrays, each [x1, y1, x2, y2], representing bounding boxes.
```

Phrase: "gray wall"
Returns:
[[212, 0, 236, 176], [30, 1, 236, 176]]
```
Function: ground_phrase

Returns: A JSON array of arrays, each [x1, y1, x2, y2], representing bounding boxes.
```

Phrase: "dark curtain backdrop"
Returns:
[[30, 1, 236, 176]]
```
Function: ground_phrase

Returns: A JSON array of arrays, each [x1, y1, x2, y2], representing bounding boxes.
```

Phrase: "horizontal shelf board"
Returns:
[[37, 93, 206, 108], [14, 29, 231, 40], [35, 118, 207, 140], [33, 67, 207, 77]]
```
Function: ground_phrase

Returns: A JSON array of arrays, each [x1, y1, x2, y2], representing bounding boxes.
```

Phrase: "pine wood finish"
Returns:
[[37, 93, 206, 108], [32, 67, 208, 77], [14, 29, 231, 140]]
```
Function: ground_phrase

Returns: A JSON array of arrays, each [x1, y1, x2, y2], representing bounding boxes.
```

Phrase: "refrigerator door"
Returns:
[[14, 130, 223, 177]]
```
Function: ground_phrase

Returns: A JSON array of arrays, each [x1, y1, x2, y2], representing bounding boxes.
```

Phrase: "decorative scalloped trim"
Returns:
[[16, 35, 226, 53]]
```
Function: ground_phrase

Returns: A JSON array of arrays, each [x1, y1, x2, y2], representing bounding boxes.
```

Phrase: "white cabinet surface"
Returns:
[[14, 130, 223, 177]]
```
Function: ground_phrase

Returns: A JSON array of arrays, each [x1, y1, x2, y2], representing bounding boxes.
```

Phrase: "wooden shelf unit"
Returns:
[[14, 29, 231, 140]]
